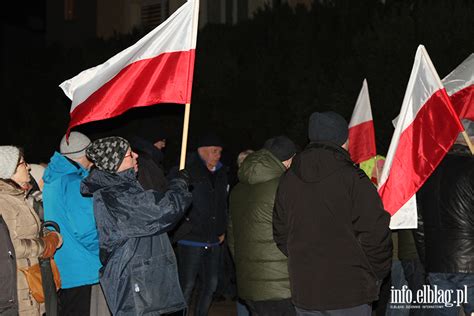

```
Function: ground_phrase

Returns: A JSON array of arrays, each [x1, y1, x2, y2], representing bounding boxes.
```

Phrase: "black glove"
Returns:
[[177, 169, 192, 187]]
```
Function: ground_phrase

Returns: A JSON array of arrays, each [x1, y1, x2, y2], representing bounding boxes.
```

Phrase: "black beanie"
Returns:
[[263, 136, 297, 161], [151, 130, 168, 144], [86, 136, 130, 172], [197, 134, 223, 148], [308, 111, 349, 145]]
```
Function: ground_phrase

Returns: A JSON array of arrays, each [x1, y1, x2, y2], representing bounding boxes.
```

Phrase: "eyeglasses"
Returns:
[[17, 161, 27, 167], [123, 152, 134, 159]]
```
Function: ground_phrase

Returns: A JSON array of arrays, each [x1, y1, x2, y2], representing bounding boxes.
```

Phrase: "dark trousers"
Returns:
[[246, 298, 295, 316], [427, 273, 474, 316], [177, 244, 221, 316], [401, 258, 425, 316], [373, 271, 391, 315], [401, 258, 425, 293], [58, 284, 92, 316], [214, 240, 237, 299], [295, 304, 371, 316]]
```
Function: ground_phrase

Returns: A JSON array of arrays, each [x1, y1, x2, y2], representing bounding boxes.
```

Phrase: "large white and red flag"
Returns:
[[60, 0, 199, 132], [378, 45, 464, 229], [442, 53, 474, 120], [348, 79, 376, 164]]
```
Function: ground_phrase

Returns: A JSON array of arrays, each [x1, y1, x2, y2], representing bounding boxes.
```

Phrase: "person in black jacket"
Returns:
[[80, 136, 192, 316], [415, 119, 474, 316], [175, 134, 229, 316], [0, 215, 17, 316], [273, 111, 392, 316]]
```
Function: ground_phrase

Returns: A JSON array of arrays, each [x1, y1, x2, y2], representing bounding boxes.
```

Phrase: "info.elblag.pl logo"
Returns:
[[390, 285, 468, 308]]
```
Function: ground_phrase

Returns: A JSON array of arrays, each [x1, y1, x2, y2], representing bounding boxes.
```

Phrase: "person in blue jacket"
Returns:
[[43, 131, 101, 316], [81, 136, 192, 316]]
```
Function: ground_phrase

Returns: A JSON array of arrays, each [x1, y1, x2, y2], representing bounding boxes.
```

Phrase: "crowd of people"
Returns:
[[0, 111, 472, 316]]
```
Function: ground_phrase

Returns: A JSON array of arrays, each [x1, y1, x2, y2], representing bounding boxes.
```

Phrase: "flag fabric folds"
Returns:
[[348, 79, 376, 164], [60, 0, 199, 132], [442, 53, 474, 121], [378, 45, 464, 229]]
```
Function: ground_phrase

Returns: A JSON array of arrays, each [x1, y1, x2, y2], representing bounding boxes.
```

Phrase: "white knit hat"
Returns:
[[60, 132, 91, 159], [0, 146, 20, 179]]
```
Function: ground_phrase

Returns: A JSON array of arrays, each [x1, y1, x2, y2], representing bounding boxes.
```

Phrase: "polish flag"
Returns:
[[442, 53, 474, 120], [60, 0, 199, 132], [348, 79, 376, 164], [378, 45, 464, 229]]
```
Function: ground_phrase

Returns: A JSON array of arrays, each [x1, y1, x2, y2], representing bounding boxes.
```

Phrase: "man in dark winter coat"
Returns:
[[273, 111, 392, 316], [415, 120, 474, 316], [175, 134, 229, 316], [80, 136, 192, 316], [228, 136, 297, 316]]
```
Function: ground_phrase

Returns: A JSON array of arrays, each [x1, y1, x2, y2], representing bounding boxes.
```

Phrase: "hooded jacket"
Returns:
[[415, 144, 474, 273], [273, 142, 392, 310], [81, 168, 192, 316], [130, 137, 168, 193], [42, 152, 101, 289], [228, 149, 291, 301]]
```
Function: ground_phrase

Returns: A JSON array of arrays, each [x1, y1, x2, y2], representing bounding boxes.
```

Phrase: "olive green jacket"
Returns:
[[228, 149, 291, 301]]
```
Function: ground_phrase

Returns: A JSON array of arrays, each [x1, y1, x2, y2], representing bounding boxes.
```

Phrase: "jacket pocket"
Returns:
[[131, 253, 186, 314]]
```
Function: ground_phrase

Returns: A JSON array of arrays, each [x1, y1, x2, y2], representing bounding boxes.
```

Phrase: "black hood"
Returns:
[[291, 141, 353, 183], [130, 136, 164, 164]]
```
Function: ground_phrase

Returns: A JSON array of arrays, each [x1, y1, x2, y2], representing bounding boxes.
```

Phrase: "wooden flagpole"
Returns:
[[179, 0, 200, 170], [180, 103, 191, 170], [461, 130, 474, 155]]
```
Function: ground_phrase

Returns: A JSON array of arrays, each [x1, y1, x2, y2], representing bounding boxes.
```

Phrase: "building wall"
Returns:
[[46, 0, 97, 45], [287, 0, 312, 10], [248, 0, 272, 18], [46, 0, 304, 44], [97, 0, 141, 39]]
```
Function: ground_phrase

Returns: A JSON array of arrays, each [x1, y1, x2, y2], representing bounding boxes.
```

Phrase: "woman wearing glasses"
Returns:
[[0, 146, 62, 316], [81, 136, 192, 316]]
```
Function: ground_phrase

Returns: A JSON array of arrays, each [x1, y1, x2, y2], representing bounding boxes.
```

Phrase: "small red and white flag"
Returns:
[[348, 79, 376, 164], [60, 0, 199, 132], [442, 53, 474, 120], [378, 45, 464, 229]]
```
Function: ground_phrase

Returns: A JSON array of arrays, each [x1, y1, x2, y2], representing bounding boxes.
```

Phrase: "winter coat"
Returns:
[[228, 149, 291, 301], [131, 137, 168, 193], [81, 168, 192, 316], [415, 144, 474, 273], [273, 142, 392, 311], [42, 152, 101, 289], [175, 153, 228, 244], [397, 229, 419, 261], [0, 215, 18, 315], [0, 180, 44, 316]]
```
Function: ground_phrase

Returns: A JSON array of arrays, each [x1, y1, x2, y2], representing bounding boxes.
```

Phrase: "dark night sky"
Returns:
[[1, 0, 473, 170]]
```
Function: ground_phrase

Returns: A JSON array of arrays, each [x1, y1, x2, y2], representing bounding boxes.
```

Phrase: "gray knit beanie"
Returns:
[[0, 146, 20, 179], [60, 132, 91, 159], [308, 111, 349, 146], [86, 137, 130, 172]]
